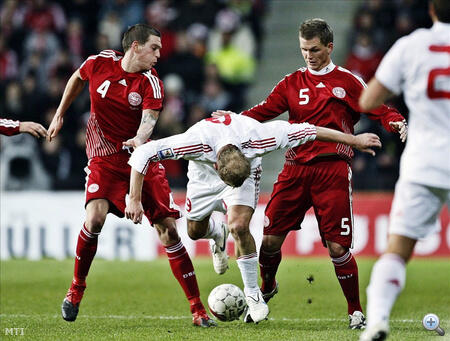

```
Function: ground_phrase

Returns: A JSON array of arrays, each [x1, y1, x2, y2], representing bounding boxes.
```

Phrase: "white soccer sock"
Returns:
[[202, 218, 222, 241], [237, 254, 259, 296], [366, 253, 406, 328]]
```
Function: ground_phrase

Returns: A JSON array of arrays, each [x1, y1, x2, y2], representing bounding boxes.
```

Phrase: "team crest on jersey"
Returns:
[[332, 87, 346, 98], [157, 148, 174, 160], [128, 92, 142, 106], [88, 183, 99, 193]]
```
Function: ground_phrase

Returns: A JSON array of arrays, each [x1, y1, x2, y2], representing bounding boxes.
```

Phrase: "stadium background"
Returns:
[[1, 0, 448, 259]]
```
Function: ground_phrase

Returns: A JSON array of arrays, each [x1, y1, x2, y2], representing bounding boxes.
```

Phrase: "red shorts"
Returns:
[[263, 157, 354, 248], [85, 152, 180, 224]]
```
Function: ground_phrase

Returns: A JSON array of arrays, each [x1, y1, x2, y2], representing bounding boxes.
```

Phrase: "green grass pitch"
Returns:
[[1, 257, 448, 340]]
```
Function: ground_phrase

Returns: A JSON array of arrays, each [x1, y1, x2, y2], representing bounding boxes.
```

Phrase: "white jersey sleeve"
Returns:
[[128, 127, 209, 175], [239, 119, 317, 158]]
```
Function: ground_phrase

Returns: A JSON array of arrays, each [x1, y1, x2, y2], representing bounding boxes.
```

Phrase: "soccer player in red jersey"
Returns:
[[215, 18, 407, 329], [0, 118, 47, 138], [47, 24, 216, 327]]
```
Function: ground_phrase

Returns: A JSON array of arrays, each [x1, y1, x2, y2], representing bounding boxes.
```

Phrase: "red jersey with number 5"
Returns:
[[242, 62, 404, 163], [79, 49, 164, 159]]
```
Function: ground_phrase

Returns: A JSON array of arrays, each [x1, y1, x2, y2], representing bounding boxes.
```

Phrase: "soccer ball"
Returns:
[[207, 284, 247, 322]]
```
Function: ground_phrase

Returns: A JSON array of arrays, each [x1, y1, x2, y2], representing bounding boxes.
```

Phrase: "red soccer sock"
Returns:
[[165, 241, 203, 313], [73, 224, 99, 286], [259, 248, 281, 293], [331, 251, 363, 314]]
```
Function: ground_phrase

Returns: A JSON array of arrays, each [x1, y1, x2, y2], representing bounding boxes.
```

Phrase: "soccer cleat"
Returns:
[[61, 282, 86, 322], [242, 290, 269, 323], [209, 223, 230, 275], [192, 310, 217, 328], [349, 311, 367, 330], [261, 281, 279, 303], [359, 321, 389, 341]]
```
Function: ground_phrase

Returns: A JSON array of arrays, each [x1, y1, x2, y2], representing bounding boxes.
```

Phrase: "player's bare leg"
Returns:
[[187, 216, 230, 275], [259, 234, 286, 303], [157, 217, 216, 327], [360, 235, 416, 341], [62, 199, 108, 322], [228, 205, 269, 323], [326, 240, 365, 329]]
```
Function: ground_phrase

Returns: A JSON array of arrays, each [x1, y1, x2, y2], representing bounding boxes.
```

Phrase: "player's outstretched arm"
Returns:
[[123, 109, 159, 149], [125, 168, 145, 224], [19, 121, 48, 138], [359, 78, 393, 111], [316, 126, 382, 156], [48, 69, 86, 141]]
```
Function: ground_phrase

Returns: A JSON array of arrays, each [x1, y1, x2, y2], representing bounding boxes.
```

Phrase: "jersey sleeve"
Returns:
[[344, 70, 405, 132], [241, 77, 289, 122], [128, 128, 203, 175], [375, 37, 407, 95], [142, 70, 164, 111], [242, 120, 316, 158], [0, 118, 20, 136], [78, 55, 95, 81]]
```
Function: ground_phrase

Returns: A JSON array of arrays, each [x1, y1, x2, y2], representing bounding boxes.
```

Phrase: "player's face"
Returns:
[[136, 35, 162, 70], [299, 36, 333, 71]]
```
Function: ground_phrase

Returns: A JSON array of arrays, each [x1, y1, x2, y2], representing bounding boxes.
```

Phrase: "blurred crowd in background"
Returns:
[[0, 0, 431, 191]]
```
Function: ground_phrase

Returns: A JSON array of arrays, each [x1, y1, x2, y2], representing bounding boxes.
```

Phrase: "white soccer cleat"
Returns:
[[349, 310, 367, 329], [209, 223, 229, 275], [243, 290, 269, 323], [359, 321, 389, 341]]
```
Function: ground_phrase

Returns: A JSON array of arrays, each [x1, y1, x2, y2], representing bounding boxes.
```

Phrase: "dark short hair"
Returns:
[[217, 145, 251, 188], [432, 0, 450, 23], [122, 24, 161, 52], [299, 18, 333, 45]]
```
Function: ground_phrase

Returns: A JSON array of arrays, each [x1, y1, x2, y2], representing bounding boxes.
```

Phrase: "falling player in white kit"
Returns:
[[359, 1, 450, 340], [125, 113, 382, 323]]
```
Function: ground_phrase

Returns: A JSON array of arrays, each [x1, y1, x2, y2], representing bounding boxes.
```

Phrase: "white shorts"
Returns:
[[185, 159, 262, 221], [389, 179, 449, 240]]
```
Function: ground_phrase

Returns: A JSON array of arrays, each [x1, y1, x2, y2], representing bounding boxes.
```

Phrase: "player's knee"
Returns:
[[326, 241, 347, 258], [187, 221, 204, 240], [261, 236, 281, 253], [85, 216, 105, 233], [228, 222, 250, 240]]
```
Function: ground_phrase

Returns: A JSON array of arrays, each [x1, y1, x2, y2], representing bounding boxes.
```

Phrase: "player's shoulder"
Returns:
[[94, 49, 123, 61], [141, 68, 163, 98], [335, 66, 366, 88]]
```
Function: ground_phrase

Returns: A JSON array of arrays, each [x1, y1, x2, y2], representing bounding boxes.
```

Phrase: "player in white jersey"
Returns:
[[359, 1, 450, 340], [125, 113, 381, 323]]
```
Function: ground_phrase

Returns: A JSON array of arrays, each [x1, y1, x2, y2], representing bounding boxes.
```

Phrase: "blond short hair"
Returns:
[[216, 145, 251, 187]]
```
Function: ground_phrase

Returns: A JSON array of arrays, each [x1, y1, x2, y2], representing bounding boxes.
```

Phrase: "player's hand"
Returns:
[[47, 114, 64, 142], [123, 136, 146, 149], [125, 199, 144, 224], [353, 133, 382, 156], [389, 120, 407, 143], [211, 110, 236, 118], [19, 121, 48, 139]]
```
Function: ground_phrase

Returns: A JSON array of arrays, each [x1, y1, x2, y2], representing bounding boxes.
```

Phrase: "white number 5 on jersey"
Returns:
[[97, 80, 111, 98], [299, 88, 310, 105]]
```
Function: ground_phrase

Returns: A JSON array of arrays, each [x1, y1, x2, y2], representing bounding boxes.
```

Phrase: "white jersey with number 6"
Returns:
[[375, 22, 450, 189]]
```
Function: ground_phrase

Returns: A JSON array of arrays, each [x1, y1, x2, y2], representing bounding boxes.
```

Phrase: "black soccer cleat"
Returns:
[[61, 298, 80, 322]]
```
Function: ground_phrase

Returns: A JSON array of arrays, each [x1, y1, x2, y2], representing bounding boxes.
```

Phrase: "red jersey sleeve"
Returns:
[[142, 69, 164, 111], [343, 70, 405, 132], [79, 55, 95, 80], [241, 77, 289, 122], [0, 118, 20, 136]]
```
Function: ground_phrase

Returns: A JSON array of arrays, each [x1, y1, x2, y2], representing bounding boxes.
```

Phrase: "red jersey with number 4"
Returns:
[[242, 62, 404, 163], [79, 49, 164, 159]]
